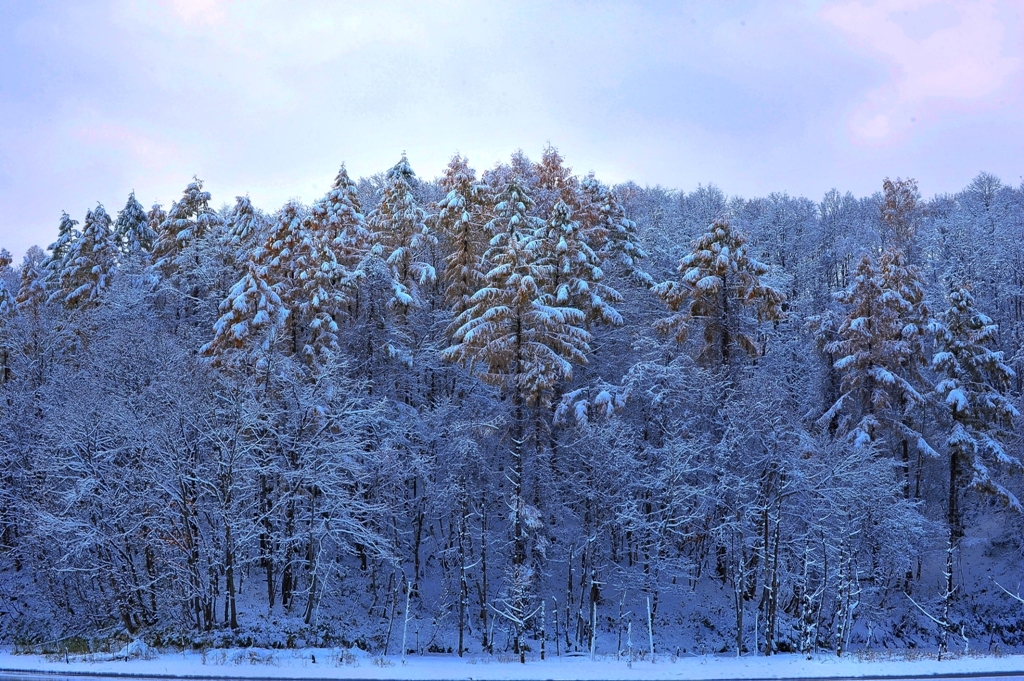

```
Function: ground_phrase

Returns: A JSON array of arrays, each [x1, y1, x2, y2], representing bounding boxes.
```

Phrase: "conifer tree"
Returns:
[[822, 251, 933, 458], [152, 177, 223, 271], [50, 203, 119, 309], [147, 202, 167, 244], [446, 181, 589, 400], [224, 195, 265, 252], [310, 164, 370, 270], [367, 154, 435, 308], [579, 173, 653, 287], [0, 250, 15, 383], [44, 211, 80, 286], [879, 176, 921, 252], [114, 191, 155, 255], [654, 218, 784, 365], [444, 180, 590, 661], [536, 199, 623, 327], [201, 253, 288, 365], [208, 199, 355, 365], [931, 282, 1019, 648], [534, 144, 581, 219], [436, 154, 489, 317], [933, 282, 1021, 531], [294, 205, 358, 362], [16, 246, 47, 312]]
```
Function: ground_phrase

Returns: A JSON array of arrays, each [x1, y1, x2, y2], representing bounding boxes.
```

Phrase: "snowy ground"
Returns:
[[2, 648, 1024, 681]]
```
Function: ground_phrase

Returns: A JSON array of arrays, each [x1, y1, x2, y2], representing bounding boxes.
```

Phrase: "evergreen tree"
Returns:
[[310, 164, 370, 270], [436, 154, 489, 317], [536, 199, 623, 327], [879, 176, 921, 252], [822, 250, 933, 461], [446, 180, 589, 400], [931, 282, 1019, 652], [147, 202, 167, 245], [534, 144, 581, 219], [578, 173, 653, 287], [0, 250, 15, 383], [16, 246, 47, 312], [933, 282, 1021, 530], [152, 177, 223, 272], [444, 179, 591, 662], [654, 218, 784, 366], [201, 253, 288, 365], [224, 195, 265, 253], [368, 154, 435, 309], [114, 191, 155, 255], [50, 203, 119, 309], [44, 211, 80, 286]]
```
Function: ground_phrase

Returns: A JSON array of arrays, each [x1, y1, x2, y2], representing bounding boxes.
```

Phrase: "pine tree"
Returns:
[[579, 173, 653, 287], [224, 195, 265, 252], [201, 252, 288, 364], [16, 246, 47, 312], [208, 199, 355, 365], [44, 211, 80, 287], [931, 282, 1019, 652], [436, 154, 489, 317], [0, 249, 15, 383], [879, 176, 921, 252], [294, 205, 358, 362], [147, 202, 167, 244], [152, 177, 223, 271], [933, 282, 1021, 530], [654, 218, 784, 365], [444, 180, 591, 661], [534, 144, 581, 219], [536, 199, 623, 327], [445, 180, 590, 400], [114, 191, 155, 255], [310, 164, 370, 269], [50, 203, 119, 309], [822, 250, 933, 458], [367, 154, 435, 308]]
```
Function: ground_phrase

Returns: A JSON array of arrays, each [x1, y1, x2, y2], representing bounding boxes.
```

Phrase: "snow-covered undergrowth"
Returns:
[[3, 647, 1024, 681]]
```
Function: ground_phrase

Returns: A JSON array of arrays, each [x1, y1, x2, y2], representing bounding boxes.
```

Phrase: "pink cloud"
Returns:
[[820, 0, 1022, 143]]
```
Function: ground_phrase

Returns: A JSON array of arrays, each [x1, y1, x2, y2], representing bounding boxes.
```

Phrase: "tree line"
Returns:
[[1, 148, 1023, 657]]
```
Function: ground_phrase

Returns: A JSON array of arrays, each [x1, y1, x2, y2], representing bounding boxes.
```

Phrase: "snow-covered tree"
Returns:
[[49, 203, 119, 309], [0, 250, 16, 382], [821, 250, 933, 464], [933, 282, 1021, 528], [578, 173, 653, 287], [536, 199, 623, 327], [15, 246, 47, 313], [152, 177, 223, 272], [654, 218, 784, 366], [113, 191, 155, 255], [436, 154, 489, 317], [446, 180, 589, 402], [879, 176, 921, 252], [534, 144, 581, 219], [201, 253, 288, 365], [368, 154, 436, 308], [311, 164, 370, 269], [444, 179, 591, 661], [147, 201, 167, 244], [44, 211, 80, 287], [224, 195, 265, 253]]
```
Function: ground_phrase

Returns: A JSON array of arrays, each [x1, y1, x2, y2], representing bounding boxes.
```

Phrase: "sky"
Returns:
[[1, 0, 1023, 258]]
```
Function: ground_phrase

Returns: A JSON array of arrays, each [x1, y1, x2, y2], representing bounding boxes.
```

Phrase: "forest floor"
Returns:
[[1, 647, 1024, 681]]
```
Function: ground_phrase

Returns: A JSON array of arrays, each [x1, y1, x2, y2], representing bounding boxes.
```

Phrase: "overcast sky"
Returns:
[[1, 0, 1022, 258]]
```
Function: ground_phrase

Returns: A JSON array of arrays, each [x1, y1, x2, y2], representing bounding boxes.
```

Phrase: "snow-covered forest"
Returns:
[[2, 147, 1023, 658]]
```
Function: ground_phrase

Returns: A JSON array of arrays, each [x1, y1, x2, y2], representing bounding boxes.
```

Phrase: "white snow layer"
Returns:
[[2, 648, 1024, 680]]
